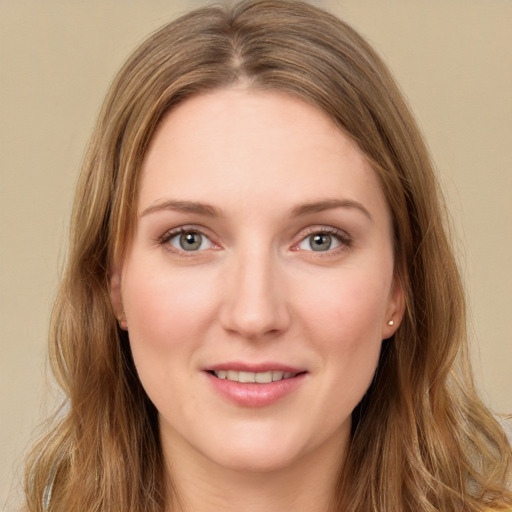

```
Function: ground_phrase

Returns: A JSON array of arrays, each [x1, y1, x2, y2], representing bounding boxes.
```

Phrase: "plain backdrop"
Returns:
[[1, 0, 511, 509]]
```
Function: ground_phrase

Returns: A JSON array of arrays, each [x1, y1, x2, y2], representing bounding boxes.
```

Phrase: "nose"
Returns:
[[219, 248, 291, 340]]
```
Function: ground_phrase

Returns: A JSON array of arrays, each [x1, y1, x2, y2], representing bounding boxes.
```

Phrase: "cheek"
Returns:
[[120, 260, 223, 420], [318, 283, 385, 377], [299, 264, 391, 342], [121, 259, 218, 366], [297, 266, 390, 407]]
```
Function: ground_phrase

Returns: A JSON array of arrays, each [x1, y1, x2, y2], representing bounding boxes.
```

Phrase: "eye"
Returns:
[[296, 229, 350, 252], [167, 229, 214, 252]]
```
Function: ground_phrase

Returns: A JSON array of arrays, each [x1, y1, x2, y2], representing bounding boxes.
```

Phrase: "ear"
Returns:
[[110, 267, 127, 330], [382, 275, 405, 340]]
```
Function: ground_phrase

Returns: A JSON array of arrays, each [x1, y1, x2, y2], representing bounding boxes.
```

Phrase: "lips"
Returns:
[[204, 363, 307, 407]]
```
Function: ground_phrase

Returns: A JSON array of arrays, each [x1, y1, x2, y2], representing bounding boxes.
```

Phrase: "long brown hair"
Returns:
[[24, 1, 512, 511]]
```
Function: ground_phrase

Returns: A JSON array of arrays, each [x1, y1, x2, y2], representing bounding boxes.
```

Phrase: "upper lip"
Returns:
[[205, 362, 305, 373]]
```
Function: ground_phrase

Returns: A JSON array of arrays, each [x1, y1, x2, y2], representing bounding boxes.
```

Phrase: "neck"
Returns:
[[161, 426, 348, 512]]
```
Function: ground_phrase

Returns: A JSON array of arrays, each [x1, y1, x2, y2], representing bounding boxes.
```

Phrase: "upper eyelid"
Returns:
[[159, 224, 214, 241], [294, 225, 351, 240]]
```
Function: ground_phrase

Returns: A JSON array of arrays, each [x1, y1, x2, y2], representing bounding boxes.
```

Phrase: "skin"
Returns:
[[111, 87, 404, 512]]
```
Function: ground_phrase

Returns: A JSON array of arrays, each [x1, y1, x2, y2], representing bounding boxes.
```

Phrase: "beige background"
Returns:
[[1, 0, 511, 509]]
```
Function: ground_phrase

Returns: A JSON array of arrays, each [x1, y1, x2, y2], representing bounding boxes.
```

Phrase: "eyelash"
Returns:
[[294, 226, 352, 254], [158, 226, 217, 256], [157, 225, 352, 256]]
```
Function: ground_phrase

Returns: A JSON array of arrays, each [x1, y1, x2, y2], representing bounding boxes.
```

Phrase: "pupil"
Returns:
[[180, 232, 202, 251], [311, 234, 331, 251]]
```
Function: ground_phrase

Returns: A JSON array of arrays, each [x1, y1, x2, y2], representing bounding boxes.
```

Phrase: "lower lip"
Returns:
[[205, 372, 306, 407]]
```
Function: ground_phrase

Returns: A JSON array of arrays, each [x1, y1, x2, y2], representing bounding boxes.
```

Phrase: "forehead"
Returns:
[[139, 87, 388, 222]]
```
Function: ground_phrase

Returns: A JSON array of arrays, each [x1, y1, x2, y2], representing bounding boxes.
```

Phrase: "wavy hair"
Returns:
[[24, 1, 511, 511]]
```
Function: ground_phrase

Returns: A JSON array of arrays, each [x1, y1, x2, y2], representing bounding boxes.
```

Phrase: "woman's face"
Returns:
[[111, 88, 403, 474]]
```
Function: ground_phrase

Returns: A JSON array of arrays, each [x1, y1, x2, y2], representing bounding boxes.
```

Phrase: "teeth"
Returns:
[[272, 371, 284, 381], [212, 370, 296, 383], [239, 371, 255, 383], [255, 371, 272, 383]]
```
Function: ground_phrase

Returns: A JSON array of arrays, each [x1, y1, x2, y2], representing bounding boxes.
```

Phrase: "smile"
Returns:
[[205, 365, 307, 407], [210, 370, 299, 383]]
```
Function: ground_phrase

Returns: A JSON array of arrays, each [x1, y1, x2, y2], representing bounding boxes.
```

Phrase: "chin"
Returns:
[[208, 444, 304, 474], [195, 421, 334, 475]]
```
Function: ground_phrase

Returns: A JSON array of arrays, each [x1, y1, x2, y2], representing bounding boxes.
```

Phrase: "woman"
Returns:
[[23, 1, 512, 511]]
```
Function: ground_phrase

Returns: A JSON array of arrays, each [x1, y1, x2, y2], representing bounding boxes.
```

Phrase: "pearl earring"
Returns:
[[387, 320, 394, 326]]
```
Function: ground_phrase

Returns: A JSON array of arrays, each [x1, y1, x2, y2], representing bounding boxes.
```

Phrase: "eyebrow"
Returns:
[[140, 200, 222, 218], [140, 198, 372, 221], [289, 199, 373, 221]]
